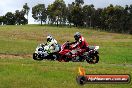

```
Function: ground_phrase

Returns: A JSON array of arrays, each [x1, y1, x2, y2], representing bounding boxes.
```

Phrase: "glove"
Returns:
[[47, 49, 51, 53]]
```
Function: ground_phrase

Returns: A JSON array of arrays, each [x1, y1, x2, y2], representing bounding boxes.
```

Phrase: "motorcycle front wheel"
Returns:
[[33, 53, 43, 61], [86, 54, 99, 64]]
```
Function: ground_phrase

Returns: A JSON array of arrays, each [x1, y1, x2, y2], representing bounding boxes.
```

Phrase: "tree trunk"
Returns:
[[27, 14, 28, 24], [41, 19, 42, 26], [57, 20, 58, 27], [76, 24, 77, 27]]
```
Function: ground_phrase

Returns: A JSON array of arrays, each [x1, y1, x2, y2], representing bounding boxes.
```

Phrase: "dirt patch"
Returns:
[[0, 53, 32, 59]]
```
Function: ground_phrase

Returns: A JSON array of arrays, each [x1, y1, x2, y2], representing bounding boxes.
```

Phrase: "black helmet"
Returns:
[[74, 32, 81, 41]]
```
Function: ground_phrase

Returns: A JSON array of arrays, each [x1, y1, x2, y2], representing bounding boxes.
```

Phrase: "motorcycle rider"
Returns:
[[45, 35, 60, 53], [69, 32, 88, 54]]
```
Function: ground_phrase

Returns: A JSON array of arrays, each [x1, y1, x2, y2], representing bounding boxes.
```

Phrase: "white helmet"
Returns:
[[47, 35, 53, 42]]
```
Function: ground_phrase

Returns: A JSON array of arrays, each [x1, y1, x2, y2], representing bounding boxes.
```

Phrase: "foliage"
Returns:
[[23, 3, 30, 23], [15, 10, 28, 25], [0, 0, 132, 33], [4, 12, 16, 25], [70, 1, 84, 27], [32, 4, 47, 26], [47, 0, 67, 26], [0, 4, 28, 25]]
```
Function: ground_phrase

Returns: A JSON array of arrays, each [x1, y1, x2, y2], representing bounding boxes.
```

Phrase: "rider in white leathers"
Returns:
[[46, 35, 59, 53]]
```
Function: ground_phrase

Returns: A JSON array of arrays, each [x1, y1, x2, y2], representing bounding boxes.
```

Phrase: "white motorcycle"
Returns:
[[33, 43, 60, 61]]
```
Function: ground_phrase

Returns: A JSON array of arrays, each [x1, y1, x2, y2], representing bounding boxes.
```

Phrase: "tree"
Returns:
[[69, 0, 84, 27], [47, 0, 67, 26], [128, 5, 132, 34], [47, 4, 56, 24], [75, 0, 84, 5], [114, 5, 126, 32], [67, 4, 74, 27], [15, 10, 28, 25], [82, 4, 95, 27], [72, 5, 84, 27], [32, 4, 47, 26], [129, 4, 132, 14], [23, 3, 30, 23], [94, 8, 103, 28], [4, 12, 15, 25], [0, 16, 3, 25]]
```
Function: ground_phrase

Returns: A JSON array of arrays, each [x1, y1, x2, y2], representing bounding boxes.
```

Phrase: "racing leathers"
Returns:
[[46, 38, 60, 53], [70, 36, 88, 55]]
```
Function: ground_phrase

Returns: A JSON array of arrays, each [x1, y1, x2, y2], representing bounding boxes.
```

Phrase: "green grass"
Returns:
[[0, 58, 132, 88], [0, 25, 132, 88]]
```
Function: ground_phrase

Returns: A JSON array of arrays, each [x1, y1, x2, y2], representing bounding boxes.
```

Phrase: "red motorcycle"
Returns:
[[58, 41, 99, 64]]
